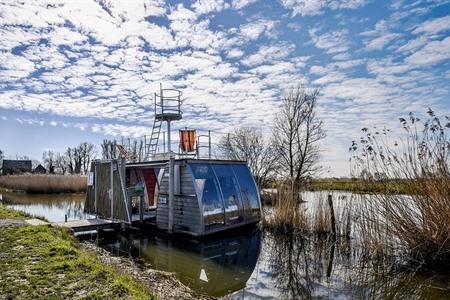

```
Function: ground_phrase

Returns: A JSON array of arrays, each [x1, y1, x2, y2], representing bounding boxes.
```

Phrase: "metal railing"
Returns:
[[154, 88, 182, 119]]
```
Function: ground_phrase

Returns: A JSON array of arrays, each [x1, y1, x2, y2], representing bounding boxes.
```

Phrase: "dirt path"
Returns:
[[0, 219, 25, 228]]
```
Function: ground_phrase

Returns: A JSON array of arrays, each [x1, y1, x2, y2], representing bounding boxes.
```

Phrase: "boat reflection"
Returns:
[[101, 228, 261, 297]]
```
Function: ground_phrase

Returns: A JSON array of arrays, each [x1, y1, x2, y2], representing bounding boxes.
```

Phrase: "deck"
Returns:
[[52, 219, 121, 233]]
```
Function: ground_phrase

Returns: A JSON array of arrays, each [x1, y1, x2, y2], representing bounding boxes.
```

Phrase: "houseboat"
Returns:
[[84, 85, 262, 236]]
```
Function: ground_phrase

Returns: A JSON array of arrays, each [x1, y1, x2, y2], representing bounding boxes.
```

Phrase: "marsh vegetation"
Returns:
[[0, 174, 87, 193]]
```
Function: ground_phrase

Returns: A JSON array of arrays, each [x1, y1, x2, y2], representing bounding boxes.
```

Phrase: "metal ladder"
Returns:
[[146, 118, 162, 158]]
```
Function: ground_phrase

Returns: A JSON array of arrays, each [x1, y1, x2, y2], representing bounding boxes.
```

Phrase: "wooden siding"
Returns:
[[85, 160, 129, 222], [156, 162, 201, 234]]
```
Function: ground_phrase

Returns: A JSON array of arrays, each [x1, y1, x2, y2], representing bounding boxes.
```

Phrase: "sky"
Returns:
[[0, 0, 449, 177]]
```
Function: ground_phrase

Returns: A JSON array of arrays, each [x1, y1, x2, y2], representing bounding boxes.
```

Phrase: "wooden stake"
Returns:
[[328, 194, 336, 236]]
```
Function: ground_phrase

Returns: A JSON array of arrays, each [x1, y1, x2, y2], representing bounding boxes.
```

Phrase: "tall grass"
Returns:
[[351, 110, 450, 268], [264, 180, 352, 236], [264, 180, 308, 232], [0, 174, 87, 193]]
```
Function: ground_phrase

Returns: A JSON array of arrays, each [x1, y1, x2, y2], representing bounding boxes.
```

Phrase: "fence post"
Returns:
[[328, 194, 336, 236]]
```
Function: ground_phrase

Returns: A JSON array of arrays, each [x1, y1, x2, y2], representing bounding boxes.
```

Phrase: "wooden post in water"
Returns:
[[328, 194, 336, 236], [168, 156, 175, 233]]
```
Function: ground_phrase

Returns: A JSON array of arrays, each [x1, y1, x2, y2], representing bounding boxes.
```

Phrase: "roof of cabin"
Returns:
[[125, 158, 247, 169]]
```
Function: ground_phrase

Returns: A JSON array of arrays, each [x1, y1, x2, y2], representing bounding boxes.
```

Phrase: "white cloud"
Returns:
[[405, 36, 450, 68], [231, 0, 258, 9], [226, 48, 245, 58], [241, 43, 295, 66], [365, 33, 401, 50], [191, 0, 230, 16], [412, 15, 450, 35], [309, 28, 349, 54], [280, 0, 367, 16], [239, 19, 277, 40], [361, 20, 401, 51]]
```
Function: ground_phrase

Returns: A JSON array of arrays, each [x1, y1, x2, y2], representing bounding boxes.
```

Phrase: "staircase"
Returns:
[[146, 118, 162, 158]]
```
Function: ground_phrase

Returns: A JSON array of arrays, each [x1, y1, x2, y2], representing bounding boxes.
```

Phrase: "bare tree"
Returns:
[[65, 142, 96, 175], [273, 86, 325, 194], [55, 152, 68, 175], [101, 139, 118, 159], [42, 150, 55, 174], [79, 142, 96, 174], [218, 127, 278, 188]]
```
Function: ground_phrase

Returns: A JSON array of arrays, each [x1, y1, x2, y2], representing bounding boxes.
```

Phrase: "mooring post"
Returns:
[[168, 156, 174, 233], [328, 194, 336, 236], [65, 214, 67, 223]]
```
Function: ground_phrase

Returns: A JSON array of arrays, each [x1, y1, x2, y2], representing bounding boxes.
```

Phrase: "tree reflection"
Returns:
[[266, 231, 450, 299]]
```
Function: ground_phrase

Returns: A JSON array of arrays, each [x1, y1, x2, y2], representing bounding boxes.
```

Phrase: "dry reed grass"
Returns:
[[351, 110, 450, 267], [0, 174, 87, 193], [264, 180, 308, 232], [264, 180, 353, 237]]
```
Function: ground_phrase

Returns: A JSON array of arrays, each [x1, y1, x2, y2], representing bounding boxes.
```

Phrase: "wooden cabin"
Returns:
[[85, 158, 262, 236]]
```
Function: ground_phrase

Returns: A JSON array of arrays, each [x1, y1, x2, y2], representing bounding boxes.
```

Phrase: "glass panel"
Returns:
[[189, 163, 225, 229], [232, 165, 260, 220], [213, 165, 243, 224]]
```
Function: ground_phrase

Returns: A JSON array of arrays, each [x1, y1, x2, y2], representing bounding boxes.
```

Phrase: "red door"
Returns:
[[142, 169, 157, 207]]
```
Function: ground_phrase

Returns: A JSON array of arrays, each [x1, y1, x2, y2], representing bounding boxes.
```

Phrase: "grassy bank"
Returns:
[[0, 174, 87, 193], [0, 204, 31, 219], [0, 205, 153, 299], [308, 179, 412, 194]]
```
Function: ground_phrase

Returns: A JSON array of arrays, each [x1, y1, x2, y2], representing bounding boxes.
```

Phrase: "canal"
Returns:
[[1, 191, 449, 299]]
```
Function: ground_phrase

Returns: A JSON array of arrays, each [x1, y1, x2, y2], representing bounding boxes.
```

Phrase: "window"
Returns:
[[213, 165, 242, 223], [232, 165, 260, 219], [189, 163, 225, 228]]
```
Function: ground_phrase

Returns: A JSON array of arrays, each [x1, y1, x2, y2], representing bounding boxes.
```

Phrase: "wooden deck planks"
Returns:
[[52, 219, 120, 232]]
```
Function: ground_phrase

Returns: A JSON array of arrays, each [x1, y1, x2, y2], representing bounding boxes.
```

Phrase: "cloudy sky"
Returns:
[[0, 0, 449, 176]]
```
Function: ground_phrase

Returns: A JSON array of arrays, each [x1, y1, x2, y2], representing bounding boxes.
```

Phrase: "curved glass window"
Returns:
[[212, 165, 243, 224], [232, 165, 260, 220], [189, 163, 225, 228]]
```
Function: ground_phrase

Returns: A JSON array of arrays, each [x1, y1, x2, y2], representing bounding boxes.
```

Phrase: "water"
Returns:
[[2, 191, 450, 299], [0, 191, 86, 222]]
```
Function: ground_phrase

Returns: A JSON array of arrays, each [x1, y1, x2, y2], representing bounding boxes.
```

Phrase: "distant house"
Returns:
[[34, 164, 47, 174], [2, 160, 32, 175]]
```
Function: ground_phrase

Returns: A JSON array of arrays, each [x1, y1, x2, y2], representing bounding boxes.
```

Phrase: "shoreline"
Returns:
[[0, 204, 209, 299]]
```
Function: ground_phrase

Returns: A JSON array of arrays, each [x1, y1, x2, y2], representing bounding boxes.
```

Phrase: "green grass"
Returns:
[[308, 179, 413, 194], [0, 203, 31, 219], [0, 205, 154, 299]]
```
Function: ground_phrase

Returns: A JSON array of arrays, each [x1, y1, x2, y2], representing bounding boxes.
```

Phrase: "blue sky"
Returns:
[[0, 0, 449, 176]]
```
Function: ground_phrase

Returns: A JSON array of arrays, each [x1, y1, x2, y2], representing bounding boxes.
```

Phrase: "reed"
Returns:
[[0, 174, 87, 193], [351, 110, 450, 267], [264, 179, 309, 232]]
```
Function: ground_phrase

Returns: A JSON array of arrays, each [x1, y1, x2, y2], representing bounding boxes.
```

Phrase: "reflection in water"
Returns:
[[101, 229, 261, 297], [0, 192, 86, 222], [232, 232, 450, 300]]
